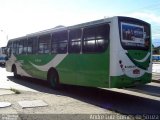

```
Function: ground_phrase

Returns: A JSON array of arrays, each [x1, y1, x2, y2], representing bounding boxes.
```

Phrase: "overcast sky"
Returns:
[[0, 0, 160, 47]]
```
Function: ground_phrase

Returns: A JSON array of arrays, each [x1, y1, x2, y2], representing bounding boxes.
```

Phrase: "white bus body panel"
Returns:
[[109, 17, 152, 80]]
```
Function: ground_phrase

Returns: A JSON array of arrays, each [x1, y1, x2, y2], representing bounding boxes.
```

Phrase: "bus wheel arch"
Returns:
[[47, 68, 60, 89]]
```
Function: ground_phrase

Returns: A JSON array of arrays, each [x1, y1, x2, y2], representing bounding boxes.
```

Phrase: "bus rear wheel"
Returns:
[[48, 70, 60, 89]]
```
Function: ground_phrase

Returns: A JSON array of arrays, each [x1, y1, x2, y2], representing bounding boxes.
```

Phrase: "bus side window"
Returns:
[[39, 34, 51, 54], [18, 40, 24, 54], [27, 37, 38, 54], [12, 41, 17, 54], [69, 29, 82, 53], [83, 24, 109, 53], [23, 39, 28, 54], [28, 39, 33, 54], [96, 24, 109, 52], [16, 41, 19, 55], [52, 31, 68, 54]]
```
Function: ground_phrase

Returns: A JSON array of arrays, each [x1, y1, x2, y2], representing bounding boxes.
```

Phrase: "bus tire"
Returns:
[[13, 65, 18, 78], [48, 69, 60, 89]]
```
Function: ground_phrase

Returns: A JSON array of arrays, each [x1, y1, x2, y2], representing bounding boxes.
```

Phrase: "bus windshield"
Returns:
[[119, 17, 151, 50], [0, 47, 6, 54]]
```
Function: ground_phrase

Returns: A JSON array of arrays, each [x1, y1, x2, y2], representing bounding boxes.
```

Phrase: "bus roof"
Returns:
[[27, 16, 113, 36], [8, 16, 114, 42]]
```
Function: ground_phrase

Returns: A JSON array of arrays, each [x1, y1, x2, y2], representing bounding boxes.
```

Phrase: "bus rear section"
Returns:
[[110, 17, 152, 88]]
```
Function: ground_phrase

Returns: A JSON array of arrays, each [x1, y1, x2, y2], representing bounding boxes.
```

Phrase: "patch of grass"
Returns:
[[10, 88, 21, 94]]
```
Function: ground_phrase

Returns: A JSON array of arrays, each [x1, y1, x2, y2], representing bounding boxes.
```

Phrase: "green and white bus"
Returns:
[[6, 16, 152, 89]]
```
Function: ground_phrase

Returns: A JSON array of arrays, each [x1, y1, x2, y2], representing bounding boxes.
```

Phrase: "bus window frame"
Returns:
[[12, 41, 17, 55], [38, 34, 51, 54], [27, 36, 38, 54], [18, 39, 24, 55], [82, 23, 110, 53], [68, 29, 82, 54], [23, 39, 28, 54], [52, 30, 68, 54]]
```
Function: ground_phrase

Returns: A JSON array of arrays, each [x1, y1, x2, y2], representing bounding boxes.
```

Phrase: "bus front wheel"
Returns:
[[13, 66, 18, 78], [48, 70, 60, 89]]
